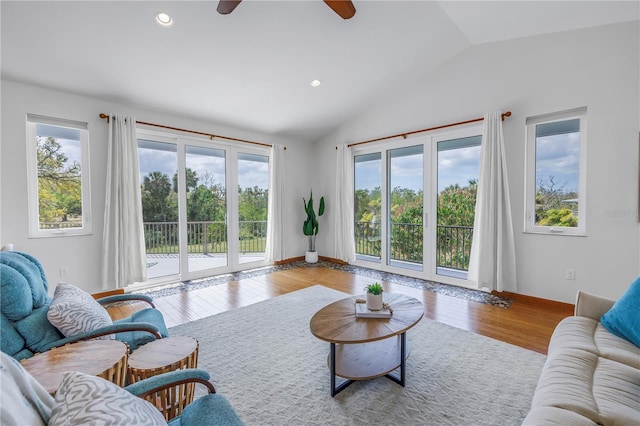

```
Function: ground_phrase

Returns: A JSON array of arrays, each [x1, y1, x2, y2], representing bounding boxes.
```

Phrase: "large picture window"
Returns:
[[525, 107, 587, 235], [26, 115, 91, 237]]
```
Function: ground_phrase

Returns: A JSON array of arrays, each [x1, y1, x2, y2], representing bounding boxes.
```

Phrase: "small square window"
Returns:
[[26, 115, 91, 237]]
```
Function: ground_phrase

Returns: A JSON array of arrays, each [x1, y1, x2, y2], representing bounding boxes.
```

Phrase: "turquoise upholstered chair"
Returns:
[[0, 251, 168, 360], [126, 369, 244, 425], [0, 351, 244, 426]]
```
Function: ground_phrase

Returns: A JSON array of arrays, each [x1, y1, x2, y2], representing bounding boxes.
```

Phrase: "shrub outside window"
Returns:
[[26, 115, 91, 237], [524, 107, 587, 236]]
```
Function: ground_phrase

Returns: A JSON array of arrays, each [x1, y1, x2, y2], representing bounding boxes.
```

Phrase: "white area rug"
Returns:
[[169, 285, 545, 425]]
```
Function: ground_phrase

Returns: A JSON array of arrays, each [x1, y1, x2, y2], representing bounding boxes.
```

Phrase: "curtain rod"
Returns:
[[99, 113, 276, 149], [340, 111, 512, 149]]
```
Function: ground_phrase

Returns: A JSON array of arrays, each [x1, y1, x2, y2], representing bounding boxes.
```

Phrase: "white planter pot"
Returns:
[[366, 293, 383, 311], [305, 251, 319, 263]]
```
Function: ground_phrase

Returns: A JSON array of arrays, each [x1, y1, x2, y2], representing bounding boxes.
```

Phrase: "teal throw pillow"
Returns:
[[601, 276, 640, 347]]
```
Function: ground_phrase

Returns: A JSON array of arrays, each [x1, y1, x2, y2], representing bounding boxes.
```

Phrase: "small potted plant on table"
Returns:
[[364, 282, 384, 311]]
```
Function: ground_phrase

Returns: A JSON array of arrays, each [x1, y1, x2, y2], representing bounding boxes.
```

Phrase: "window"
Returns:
[[26, 115, 91, 237], [352, 125, 483, 286], [137, 129, 270, 283], [185, 145, 227, 273], [436, 134, 481, 278], [354, 152, 382, 261], [388, 145, 423, 270], [138, 139, 179, 278], [525, 107, 587, 235], [237, 152, 269, 264]]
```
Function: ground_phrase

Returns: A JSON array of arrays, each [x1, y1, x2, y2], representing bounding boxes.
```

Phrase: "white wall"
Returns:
[[313, 21, 640, 303], [2, 22, 638, 303], [0, 81, 309, 294]]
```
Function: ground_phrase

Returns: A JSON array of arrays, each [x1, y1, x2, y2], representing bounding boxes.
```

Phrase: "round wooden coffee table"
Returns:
[[127, 336, 199, 421], [310, 293, 423, 396], [20, 340, 128, 395]]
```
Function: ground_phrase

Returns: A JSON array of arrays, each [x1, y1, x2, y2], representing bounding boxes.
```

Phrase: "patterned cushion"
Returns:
[[47, 283, 114, 340], [49, 371, 166, 425]]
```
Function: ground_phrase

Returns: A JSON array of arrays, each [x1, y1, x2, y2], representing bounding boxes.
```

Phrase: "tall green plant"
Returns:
[[303, 191, 325, 252]]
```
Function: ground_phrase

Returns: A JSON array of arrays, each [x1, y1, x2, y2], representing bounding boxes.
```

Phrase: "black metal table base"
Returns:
[[329, 332, 407, 397]]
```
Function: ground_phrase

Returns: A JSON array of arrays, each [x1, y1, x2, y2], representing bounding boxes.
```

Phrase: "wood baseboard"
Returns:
[[92, 289, 125, 300], [274, 256, 304, 265], [274, 256, 348, 266], [319, 256, 348, 265], [494, 291, 575, 313]]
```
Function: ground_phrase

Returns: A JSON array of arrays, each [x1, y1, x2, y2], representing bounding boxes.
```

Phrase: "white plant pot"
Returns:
[[305, 251, 319, 263], [366, 293, 383, 311]]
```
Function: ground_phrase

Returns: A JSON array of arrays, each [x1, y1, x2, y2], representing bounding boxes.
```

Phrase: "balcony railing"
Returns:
[[354, 221, 473, 271], [436, 225, 473, 271], [144, 221, 267, 255], [144, 220, 472, 271]]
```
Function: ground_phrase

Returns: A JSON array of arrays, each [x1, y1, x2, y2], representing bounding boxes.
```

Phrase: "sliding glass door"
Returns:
[[388, 145, 424, 270], [435, 135, 481, 279], [184, 145, 227, 273], [354, 142, 427, 273], [353, 126, 482, 286], [354, 153, 382, 262], [138, 139, 180, 279], [137, 132, 270, 283], [237, 152, 269, 264]]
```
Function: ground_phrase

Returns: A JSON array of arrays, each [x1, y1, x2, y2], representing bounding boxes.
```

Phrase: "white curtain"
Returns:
[[334, 144, 356, 263], [266, 144, 287, 262], [101, 114, 147, 289], [468, 111, 517, 292]]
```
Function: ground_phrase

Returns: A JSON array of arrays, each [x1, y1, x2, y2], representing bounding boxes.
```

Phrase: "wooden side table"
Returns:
[[20, 340, 129, 395], [127, 336, 199, 421]]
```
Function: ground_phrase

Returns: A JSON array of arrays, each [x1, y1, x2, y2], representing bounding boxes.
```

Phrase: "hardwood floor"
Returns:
[[109, 266, 573, 355]]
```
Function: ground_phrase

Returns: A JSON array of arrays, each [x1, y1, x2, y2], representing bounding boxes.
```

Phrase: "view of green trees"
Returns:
[[354, 174, 576, 271], [354, 181, 477, 269], [436, 181, 477, 269], [535, 176, 578, 227], [140, 168, 268, 254], [38, 134, 576, 263], [36, 136, 82, 228]]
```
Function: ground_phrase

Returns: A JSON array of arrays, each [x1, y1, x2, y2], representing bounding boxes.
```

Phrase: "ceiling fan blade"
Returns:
[[323, 0, 356, 19], [217, 0, 242, 15]]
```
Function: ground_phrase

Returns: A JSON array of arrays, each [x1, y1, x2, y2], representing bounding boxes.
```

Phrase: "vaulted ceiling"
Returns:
[[2, 1, 637, 143]]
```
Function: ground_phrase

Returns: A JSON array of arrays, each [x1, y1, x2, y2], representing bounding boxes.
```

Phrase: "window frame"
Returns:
[[524, 107, 587, 236], [26, 114, 92, 238], [136, 128, 271, 284], [351, 124, 483, 288]]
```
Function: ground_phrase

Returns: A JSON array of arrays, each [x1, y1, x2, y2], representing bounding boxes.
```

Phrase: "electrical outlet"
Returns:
[[565, 269, 575, 280], [59, 267, 69, 278]]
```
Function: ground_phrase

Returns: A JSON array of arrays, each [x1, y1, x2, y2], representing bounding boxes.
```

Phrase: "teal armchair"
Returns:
[[0, 351, 243, 426], [0, 251, 168, 360], [126, 369, 244, 425]]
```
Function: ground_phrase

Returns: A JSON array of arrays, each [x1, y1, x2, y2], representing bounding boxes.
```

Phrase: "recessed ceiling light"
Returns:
[[310, 79, 322, 87], [155, 12, 174, 28]]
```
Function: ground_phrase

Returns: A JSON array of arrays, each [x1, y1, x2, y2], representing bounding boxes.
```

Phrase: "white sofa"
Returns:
[[523, 291, 640, 426]]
